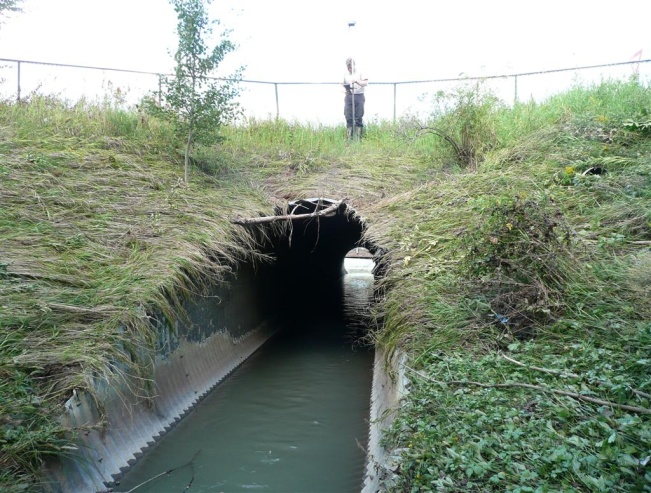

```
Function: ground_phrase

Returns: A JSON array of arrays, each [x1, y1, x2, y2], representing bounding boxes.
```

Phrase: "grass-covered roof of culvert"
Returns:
[[1, 79, 650, 492]]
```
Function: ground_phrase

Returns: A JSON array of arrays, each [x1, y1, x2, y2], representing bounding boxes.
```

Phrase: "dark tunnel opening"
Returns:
[[226, 197, 385, 335], [274, 198, 380, 273]]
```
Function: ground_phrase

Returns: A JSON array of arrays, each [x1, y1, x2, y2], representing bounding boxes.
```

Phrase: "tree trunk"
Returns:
[[184, 127, 193, 183]]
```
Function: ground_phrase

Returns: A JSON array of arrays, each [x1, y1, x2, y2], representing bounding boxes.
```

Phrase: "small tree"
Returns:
[[413, 80, 501, 170], [0, 0, 23, 25], [161, 0, 242, 183]]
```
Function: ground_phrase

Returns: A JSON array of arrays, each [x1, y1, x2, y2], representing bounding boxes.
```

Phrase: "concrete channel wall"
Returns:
[[42, 259, 404, 493], [43, 268, 277, 493], [362, 349, 408, 493]]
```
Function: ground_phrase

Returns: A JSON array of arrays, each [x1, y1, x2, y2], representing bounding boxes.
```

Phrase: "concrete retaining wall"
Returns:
[[362, 348, 408, 493], [42, 268, 277, 493]]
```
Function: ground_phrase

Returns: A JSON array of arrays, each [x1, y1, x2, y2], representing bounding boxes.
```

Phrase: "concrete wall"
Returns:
[[362, 348, 409, 493], [42, 268, 277, 493]]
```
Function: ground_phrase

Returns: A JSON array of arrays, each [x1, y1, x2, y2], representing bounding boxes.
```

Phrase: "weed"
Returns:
[[418, 80, 502, 169]]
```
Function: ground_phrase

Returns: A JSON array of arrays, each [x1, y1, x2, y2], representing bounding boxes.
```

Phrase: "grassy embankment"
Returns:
[[1, 79, 650, 492]]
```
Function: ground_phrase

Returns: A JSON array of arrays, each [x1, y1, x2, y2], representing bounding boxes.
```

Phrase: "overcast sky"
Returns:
[[1, 0, 649, 123]]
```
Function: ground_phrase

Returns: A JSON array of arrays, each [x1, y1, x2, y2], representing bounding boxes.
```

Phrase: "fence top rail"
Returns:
[[373, 59, 651, 85], [0, 57, 163, 77], [1, 56, 649, 87]]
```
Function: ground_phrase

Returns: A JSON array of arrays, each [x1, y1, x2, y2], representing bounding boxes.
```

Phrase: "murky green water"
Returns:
[[117, 259, 375, 493]]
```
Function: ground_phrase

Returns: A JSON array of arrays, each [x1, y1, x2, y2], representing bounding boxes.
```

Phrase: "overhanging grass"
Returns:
[[0, 96, 276, 488]]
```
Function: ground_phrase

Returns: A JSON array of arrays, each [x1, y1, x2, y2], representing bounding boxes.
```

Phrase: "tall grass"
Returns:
[[0, 94, 274, 490]]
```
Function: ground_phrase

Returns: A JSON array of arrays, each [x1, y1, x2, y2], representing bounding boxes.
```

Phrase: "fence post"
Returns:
[[274, 83, 279, 120], [393, 83, 397, 123], [514, 74, 518, 105], [16, 60, 21, 102]]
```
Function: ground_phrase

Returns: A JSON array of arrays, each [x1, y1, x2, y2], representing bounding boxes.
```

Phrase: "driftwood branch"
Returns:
[[181, 458, 196, 493], [500, 353, 651, 400], [231, 200, 342, 225], [500, 353, 580, 379], [403, 365, 651, 415], [633, 389, 651, 400]]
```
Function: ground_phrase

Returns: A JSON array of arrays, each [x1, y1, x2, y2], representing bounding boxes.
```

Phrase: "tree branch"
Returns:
[[123, 449, 201, 493], [500, 353, 580, 378], [231, 200, 343, 225], [403, 365, 651, 415], [499, 353, 651, 401]]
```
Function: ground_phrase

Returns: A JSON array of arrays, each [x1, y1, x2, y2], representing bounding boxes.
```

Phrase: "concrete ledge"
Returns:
[[44, 323, 275, 493], [363, 348, 408, 493]]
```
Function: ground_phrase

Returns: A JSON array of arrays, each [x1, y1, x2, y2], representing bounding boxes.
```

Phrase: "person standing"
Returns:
[[343, 57, 368, 142]]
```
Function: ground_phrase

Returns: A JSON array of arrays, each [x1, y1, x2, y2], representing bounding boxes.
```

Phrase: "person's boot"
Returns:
[[356, 126, 362, 141], [346, 127, 352, 145]]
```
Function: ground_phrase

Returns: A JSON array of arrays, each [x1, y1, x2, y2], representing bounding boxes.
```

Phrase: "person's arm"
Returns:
[[353, 73, 368, 88]]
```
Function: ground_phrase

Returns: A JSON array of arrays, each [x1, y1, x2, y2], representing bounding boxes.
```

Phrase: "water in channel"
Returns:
[[117, 258, 376, 493]]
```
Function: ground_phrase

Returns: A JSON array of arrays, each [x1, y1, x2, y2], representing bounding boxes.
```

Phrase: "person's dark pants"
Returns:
[[344, 93, 365, 128]]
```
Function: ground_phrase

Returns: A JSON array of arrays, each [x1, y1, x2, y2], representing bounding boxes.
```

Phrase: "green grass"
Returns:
[[1, 78, 651, 492]]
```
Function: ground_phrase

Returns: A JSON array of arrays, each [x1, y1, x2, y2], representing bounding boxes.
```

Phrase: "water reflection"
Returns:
[[342, 258, 376, 344]]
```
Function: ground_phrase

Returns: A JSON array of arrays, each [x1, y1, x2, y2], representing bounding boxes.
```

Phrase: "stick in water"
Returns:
[[124, 450, 202, 493]]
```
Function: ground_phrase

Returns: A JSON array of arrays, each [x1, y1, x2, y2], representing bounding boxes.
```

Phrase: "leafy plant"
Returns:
[[0, 0, 22, 22], [382, 342, 651, 493], [419, 80, 502, 169], [623, 115, 651, 136]]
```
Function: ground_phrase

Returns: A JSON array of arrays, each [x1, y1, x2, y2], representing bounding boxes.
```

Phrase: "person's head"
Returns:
[[346, 57, 355, 72]]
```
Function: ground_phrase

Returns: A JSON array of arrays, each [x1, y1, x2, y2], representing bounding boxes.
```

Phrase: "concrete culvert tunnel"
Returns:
[[45, 198, 391, 493], [241, 197, 382, 280]]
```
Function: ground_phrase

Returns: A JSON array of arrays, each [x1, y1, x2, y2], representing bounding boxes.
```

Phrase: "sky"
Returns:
[[1, 0, 650, 124]]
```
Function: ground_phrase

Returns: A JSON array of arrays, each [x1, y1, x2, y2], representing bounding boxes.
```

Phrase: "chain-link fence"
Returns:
[[1, 57, 649, 125]]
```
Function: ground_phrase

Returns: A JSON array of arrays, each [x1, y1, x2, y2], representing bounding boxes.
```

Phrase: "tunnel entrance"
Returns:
[[232, 197, 382, 286], [115, 199, 379, 492], [229, 196, 382, 352]]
